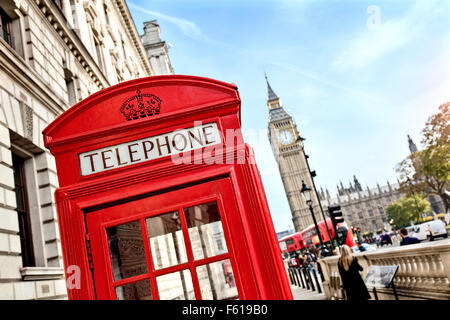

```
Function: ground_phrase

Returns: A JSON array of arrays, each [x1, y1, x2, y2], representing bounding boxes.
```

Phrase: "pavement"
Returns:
[[290, 276, 328, 300], [291, 285, 327, 300], [287, 266, 328, 300]]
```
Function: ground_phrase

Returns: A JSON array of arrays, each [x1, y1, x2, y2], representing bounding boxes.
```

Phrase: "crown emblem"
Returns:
[[120, 89, 161, 121]]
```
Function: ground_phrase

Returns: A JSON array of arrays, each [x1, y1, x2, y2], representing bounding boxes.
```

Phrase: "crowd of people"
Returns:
[[357, 228, 424, 248], [288, 250, 318, 270]]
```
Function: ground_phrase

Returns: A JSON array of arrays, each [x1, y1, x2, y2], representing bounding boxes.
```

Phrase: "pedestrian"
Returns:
[[302, 253, 310, 268], [399, 228, 420, 246], [320, 245, 330, 257], [356, 242, 366, 252], [307, 250, 318, 275], [297, 253, 304, 268], [337, 245, 370, 300]]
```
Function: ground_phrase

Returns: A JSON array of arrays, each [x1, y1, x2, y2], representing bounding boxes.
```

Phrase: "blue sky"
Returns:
[[128, 0, 450, 232]]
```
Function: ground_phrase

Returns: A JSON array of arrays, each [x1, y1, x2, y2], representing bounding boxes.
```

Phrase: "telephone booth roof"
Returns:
[[44, 75, 240, 145], [43, 75, 242, 187]]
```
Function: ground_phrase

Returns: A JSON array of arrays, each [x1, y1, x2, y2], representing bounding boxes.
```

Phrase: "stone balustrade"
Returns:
[[319, 239, 450, 300]]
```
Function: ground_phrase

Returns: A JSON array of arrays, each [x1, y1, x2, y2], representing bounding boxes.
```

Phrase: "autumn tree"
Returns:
[[396, 102, 450, 212], [386, 195, 431, 227]]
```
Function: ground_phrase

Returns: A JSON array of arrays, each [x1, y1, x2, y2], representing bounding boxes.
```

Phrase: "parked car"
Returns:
[[410, 220, 448, 241]]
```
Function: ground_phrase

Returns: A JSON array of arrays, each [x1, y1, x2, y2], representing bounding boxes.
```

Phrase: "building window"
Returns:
[[0, 7, 14, 49], [368, 209, 374, 217], [94, 37, 104, 72], [69, 0, 79, 30], [121, 38, 126, 58], [358, 212, 363, 219], [103, 4, 110, 25], [378, 207, 384, 214], [64, 68, 77, 106], [12, 154, 35, 267], [116, 67, 123, 83], [355, 204, 360, 209], [216, 239, 224, 252], [65, 77, 76, 105]]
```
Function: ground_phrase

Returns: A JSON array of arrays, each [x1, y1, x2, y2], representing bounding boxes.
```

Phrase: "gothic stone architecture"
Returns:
[[0, 0, 172, 300], [266, 77, 323, 232], [319, 177, 401, 235]]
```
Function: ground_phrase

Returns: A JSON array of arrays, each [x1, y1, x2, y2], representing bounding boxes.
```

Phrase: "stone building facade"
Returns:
[[141, 20, 174, 76], [0, 0, 171, 299], [319, 177, 402, 234]]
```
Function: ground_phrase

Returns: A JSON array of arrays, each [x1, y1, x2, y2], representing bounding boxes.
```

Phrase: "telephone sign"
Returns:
[[79, 122, 221, 175]]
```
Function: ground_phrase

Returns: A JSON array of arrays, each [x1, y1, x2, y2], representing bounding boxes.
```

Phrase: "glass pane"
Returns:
[[156, 270, 195, 300], [115, 280, 152, 300], [146, 211, 187, 270], [106, 220, 148, 281], [184, 202, 228, 260], [197, 259, 238, 300]]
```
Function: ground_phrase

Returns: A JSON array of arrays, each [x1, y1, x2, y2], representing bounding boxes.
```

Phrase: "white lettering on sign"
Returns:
[[79, 123, 222, 176]]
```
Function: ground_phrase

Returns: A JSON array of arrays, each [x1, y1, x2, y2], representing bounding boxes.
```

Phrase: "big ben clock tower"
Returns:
[[266, 76, 323, 232]]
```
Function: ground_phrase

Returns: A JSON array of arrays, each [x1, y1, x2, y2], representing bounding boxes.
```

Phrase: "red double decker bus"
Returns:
[[300, 218, 355, 250], [278, 232, 304, 259]]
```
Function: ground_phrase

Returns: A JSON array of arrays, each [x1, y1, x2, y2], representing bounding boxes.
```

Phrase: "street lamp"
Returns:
[[296, 136, 334, 252], [301, 180, 324, 249]]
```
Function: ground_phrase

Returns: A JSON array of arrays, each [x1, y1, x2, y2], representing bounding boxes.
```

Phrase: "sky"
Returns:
[[128, 0, 450, 233]]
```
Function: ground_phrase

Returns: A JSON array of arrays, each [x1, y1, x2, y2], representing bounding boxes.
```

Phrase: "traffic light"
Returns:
[[328, 205, 345, 245], [328, 205, 344, 226]]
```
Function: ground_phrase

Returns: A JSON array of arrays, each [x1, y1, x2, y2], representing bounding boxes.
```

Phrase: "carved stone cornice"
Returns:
[[112, 0, 153, 76], [33, 0, 109, 89]]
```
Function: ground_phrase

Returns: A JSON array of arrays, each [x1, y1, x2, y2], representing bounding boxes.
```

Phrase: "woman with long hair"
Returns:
[[338, 245, 370, 300]]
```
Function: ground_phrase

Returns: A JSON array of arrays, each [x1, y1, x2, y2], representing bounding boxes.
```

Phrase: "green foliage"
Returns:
[[397, 103, 450, 211], [386, 194, 431, 227]]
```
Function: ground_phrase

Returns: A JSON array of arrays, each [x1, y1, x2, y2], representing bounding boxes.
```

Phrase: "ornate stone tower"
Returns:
[[407, 134, 418, 154], [266, 76, 323, 232]]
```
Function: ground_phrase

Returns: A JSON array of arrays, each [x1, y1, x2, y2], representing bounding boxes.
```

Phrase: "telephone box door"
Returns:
[[85, 178, 257, 300]]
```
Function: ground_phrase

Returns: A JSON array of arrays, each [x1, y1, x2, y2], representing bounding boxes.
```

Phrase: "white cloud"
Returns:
[[128, 1, 232, 48], [332, 0, 445, 72], [128, 2, 202, 39]]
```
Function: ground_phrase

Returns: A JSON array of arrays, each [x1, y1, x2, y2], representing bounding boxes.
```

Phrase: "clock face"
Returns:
[[279, 130, 294, 145]]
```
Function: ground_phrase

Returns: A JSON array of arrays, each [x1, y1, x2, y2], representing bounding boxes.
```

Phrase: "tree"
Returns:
[[386, 195, 431, 227], [397, 102, 450, 212]]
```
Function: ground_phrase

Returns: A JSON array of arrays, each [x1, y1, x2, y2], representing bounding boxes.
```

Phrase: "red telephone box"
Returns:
[[43, 75, 293, 300]]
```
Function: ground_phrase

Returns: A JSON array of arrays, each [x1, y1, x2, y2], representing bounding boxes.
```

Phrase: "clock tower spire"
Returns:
[[266, 76, 324, 233]]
